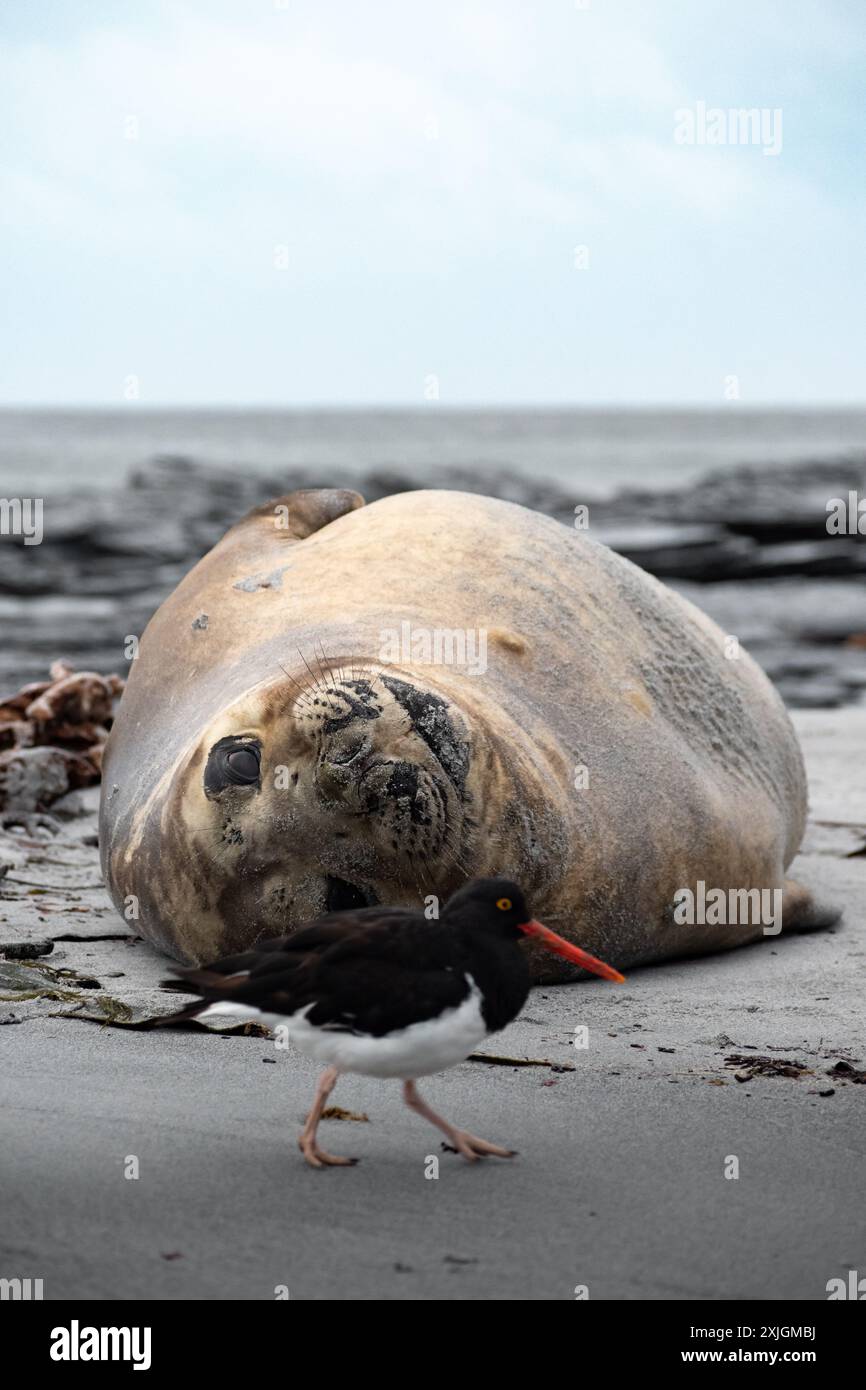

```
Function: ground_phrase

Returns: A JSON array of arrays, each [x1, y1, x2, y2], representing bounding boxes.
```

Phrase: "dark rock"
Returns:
[[0, 746, 71, 812], [593, 523, 757, 579], [827, 1060, 866, 1083], [2, 938, 54, 959]]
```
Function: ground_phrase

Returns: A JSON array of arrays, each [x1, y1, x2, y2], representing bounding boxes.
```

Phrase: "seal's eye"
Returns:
[[226, 746, 260, 784], [204, 736, 262, 797], [496, 897, 512, 911]]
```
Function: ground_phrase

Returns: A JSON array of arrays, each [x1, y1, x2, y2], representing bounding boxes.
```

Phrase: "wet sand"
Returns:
[[1, 709, 863, 1300]]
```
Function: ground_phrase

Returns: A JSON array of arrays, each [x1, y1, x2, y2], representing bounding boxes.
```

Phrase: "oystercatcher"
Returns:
[[155, 878, 624, 1168]]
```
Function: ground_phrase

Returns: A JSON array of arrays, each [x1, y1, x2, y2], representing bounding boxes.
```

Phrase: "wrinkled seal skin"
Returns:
[[100, 488, 828, 981]]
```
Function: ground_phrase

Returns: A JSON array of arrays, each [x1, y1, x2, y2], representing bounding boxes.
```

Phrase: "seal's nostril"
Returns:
[[325, 877, 376, 912]]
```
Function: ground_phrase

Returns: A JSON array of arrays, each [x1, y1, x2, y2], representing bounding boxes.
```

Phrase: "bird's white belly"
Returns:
[[198, 981, 487, 1079]]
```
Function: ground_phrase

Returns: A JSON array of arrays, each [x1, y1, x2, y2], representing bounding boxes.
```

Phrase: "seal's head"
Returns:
[[170, 664, 475, 946]]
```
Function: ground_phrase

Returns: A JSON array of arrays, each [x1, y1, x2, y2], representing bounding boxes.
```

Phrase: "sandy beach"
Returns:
[[2, 708, 862, 1301]]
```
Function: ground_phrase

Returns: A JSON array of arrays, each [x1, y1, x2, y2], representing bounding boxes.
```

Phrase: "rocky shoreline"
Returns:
[[0, 453, 863, 708]]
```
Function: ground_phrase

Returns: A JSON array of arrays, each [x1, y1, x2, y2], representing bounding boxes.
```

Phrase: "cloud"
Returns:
[[0, 0, 862, 402], [0, 10, 769, 261]]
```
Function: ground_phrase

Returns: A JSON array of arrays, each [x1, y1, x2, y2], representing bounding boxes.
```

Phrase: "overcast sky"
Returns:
[[1, 0, 863, 406]]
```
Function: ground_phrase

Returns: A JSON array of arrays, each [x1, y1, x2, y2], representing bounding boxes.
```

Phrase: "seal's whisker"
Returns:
[[278, 662, 315, 711], [444, 834, 472, 880], [368, 662, 388, 688], [182, 825, 242, 868], [314, 642, 335, 691], [407, 849, 434, 895], [415, 852, 435, 890], [277, 660, 304, 690], [437, 833, 471, 882], [315, 639, 339, 689], [323, 643, 345, 694], [297, 647, 326, 699]]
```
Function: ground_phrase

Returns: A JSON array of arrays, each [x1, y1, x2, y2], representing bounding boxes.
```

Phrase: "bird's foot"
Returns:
[[448, 1130, 517, 1162], [298, 1136, 358, 1169]]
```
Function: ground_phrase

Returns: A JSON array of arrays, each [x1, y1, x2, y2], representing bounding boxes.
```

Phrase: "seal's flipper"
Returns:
[[244, 488, 365, 541], [781, 878, 842, 934]]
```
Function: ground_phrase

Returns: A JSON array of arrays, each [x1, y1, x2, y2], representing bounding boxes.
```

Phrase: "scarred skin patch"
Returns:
[[489, 629, 529, 656], [624, 685, 653, 718]]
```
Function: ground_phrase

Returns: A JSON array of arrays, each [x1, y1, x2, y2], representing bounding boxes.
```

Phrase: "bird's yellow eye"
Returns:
[[496, 897, 512, 911]]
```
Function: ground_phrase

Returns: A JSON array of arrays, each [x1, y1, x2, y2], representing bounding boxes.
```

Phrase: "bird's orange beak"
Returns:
[[518, 919, 626, 983]]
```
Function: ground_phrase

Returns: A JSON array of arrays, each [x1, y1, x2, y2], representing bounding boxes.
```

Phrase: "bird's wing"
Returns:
[[256, 907, 413, 957], [302, 919, 472, 1035], [168, 918, 472, 1037], [303, 954, 472, 1037], [163, 908, 415, 989]]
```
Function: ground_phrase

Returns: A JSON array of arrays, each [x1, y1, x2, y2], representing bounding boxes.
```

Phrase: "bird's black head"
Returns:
[[442, 877, 531, 938], [441, 876, 627, 983]]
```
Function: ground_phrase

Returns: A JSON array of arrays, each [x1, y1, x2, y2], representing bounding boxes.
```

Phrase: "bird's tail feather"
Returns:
[[141, 965, 249, 1029], [139, 1000, 209, 1029]]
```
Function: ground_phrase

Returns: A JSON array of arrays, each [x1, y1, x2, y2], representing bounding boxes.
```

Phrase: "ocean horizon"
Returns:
[[1, 405, 865, 499]]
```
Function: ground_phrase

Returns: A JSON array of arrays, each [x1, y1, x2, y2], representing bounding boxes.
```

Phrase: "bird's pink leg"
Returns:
[[298, 1066, 358, 1168], [402, 1080, 516, 1161]]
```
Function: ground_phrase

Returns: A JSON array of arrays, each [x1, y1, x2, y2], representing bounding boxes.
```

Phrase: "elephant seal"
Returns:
[[100, 487, 831, 980]]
